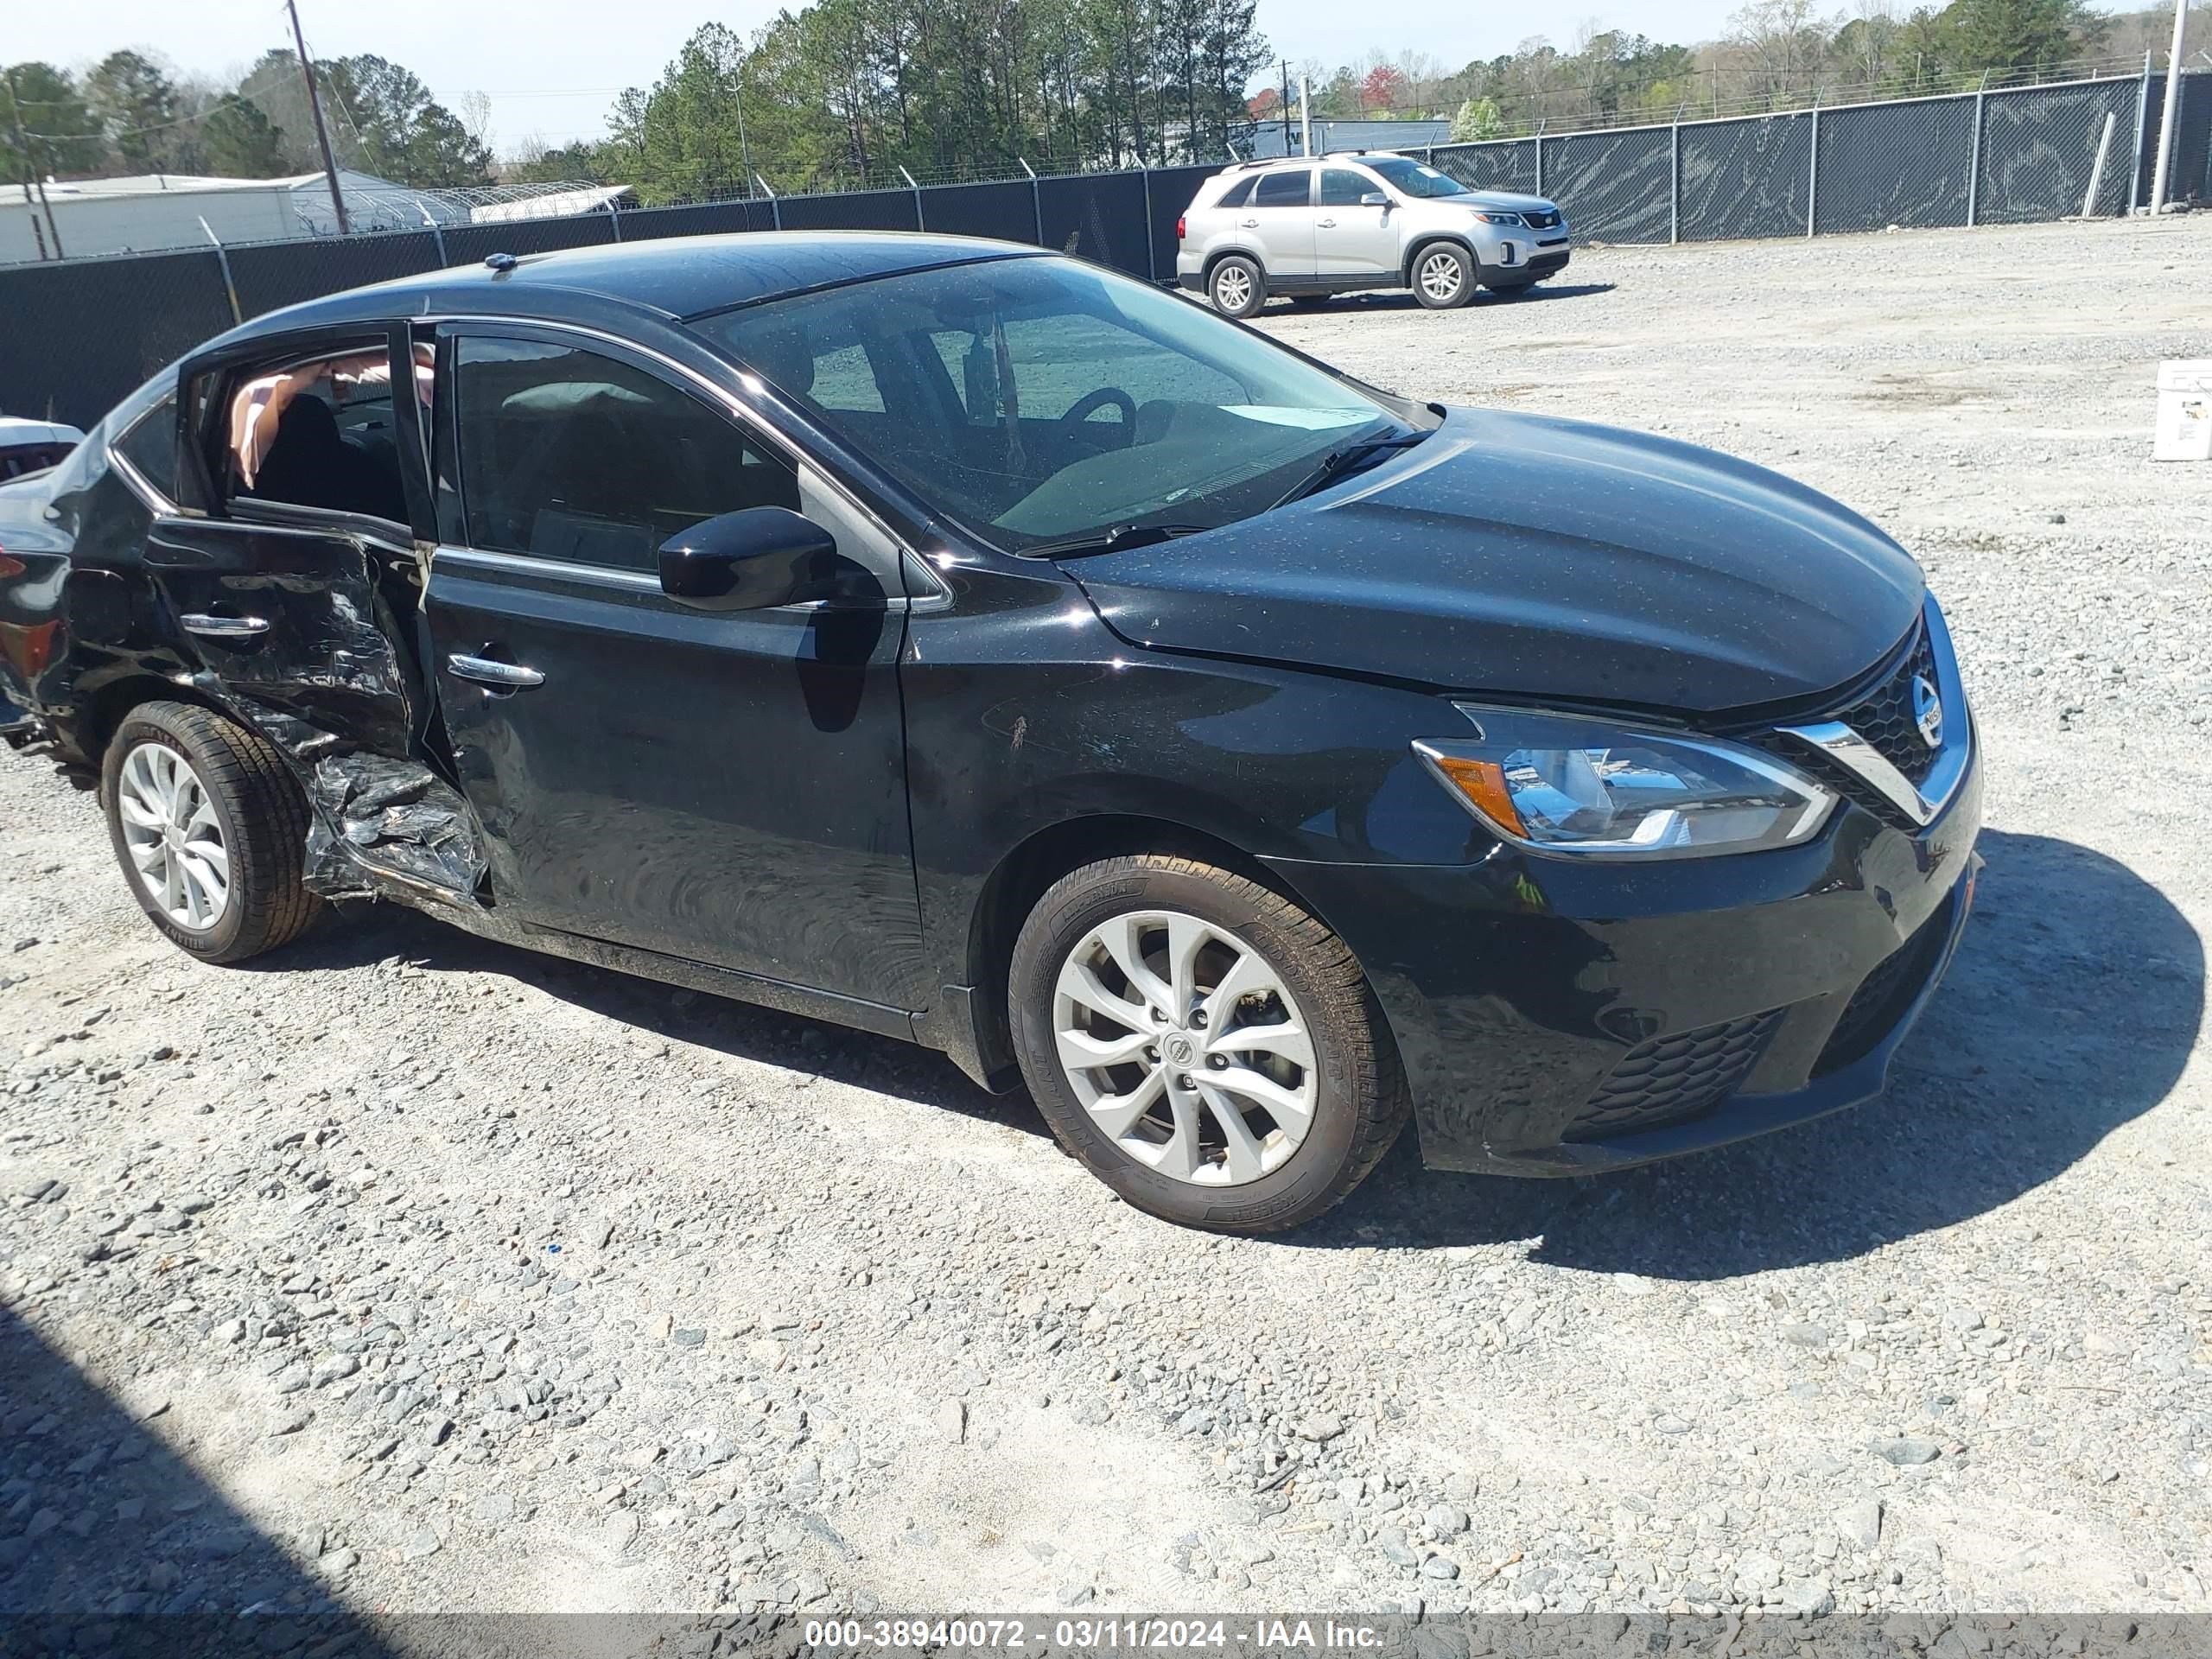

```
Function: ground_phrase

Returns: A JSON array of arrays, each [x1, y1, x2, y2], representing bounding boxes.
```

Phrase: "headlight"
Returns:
[[1471, 211, 1526, 226], [1414, 707, 1836, 858]]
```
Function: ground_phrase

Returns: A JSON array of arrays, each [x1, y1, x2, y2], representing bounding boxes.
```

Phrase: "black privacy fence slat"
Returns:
[[914, 181, 1038, 244], [1428, 138, 1539, 196], [776, 189, 918, 233], [1815, 99, 1975, 233], [1682, 113, 1815, 242], [1980, 79, 2146, 224], [229, 230, 443, 320], [1037, 171, 1152, 277], [443, 215, 616, 266], [4, 251, 235, 429], [1546, 128, 1674, 245], [613, 200, 775, 242], [3, 69, 2202, 434]]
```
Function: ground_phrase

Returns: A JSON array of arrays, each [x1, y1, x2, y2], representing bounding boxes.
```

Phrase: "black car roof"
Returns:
[[223, 231, 1043, 340]]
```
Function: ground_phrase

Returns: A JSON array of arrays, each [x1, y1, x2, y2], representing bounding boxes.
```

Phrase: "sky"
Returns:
[[10, 0, 1760, 159]]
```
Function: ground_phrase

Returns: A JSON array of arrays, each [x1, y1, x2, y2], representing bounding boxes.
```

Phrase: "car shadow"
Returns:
[[1286, 828, 2203, 1274], [1268, 282, 1616, 315], [262, 902, 1040, 1139], [258, 828, 2195, 1276], [0, 1302, 395, 1651]]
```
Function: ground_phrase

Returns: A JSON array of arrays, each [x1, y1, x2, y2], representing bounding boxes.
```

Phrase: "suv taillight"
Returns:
[[1175, 215, 1185, 241]]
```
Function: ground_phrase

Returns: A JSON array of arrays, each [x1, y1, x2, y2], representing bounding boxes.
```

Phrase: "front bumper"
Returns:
[[1265, 741, 1981, 1176]]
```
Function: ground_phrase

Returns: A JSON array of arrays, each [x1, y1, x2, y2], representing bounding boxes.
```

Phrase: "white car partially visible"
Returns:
[[0, 417, 85, 482]]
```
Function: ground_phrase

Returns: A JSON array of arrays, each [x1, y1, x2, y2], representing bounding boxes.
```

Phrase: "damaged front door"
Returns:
[[155, 327, 486, 900]]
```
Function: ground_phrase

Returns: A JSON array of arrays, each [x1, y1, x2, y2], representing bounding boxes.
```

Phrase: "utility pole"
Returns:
[[2148, 0, 2190, 213], [286, 0, 350, 235], [1281, 60, 1294, 156], [4, 68, 66, 259]]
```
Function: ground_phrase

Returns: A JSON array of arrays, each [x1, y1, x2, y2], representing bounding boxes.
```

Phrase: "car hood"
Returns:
[[1058, 405, 1926, 715], [1463, 190, 1558, 217]]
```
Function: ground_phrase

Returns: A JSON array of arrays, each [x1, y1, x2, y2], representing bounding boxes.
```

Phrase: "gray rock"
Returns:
[[397, 1526, 442, 1561], [1426, 1503, 1470, 1535], [1783, 1322, 1829, 1347], [1296, 1414, 1344, 1442], [937, 1398, 967, 1445], [1420, 1554, 1461, 1580], [1836, 1497, 1883, 1549], [1734, 1553, 1783, 1592], [1872, 1437, 1942, 1466], [1780, 1576, 1835, 1618]]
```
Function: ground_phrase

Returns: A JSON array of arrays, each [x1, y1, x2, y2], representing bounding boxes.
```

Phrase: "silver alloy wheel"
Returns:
[[117, 741, 231, 931], [1213, 264, 1254, 312], [1052, 909, 1319, 1186], [1417, 250, 1465, 302]]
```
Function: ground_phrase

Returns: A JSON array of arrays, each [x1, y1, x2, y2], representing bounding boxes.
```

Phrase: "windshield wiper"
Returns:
[[1268, 430, 1430, 511], [1019, 523, 1210, 560]]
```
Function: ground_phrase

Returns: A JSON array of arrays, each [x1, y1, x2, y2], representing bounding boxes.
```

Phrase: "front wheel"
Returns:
[[1208, 255, 1266, 319], [102, 700, 321, 963], [1009, 855, 1408, 1233], [1411, 243, 1476, 309]]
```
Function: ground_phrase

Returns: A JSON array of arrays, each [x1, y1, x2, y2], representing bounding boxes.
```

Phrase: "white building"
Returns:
[[1, 171, 632, 265]]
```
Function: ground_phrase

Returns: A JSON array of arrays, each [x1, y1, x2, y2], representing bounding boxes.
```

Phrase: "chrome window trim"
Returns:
[[1777, 595, 1972, 830], [429, 543, 926, 617], [416, 313, 952, 607]]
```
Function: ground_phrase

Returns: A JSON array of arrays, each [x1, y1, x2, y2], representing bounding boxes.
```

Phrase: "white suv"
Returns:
[[1174, 152, 1571, 318]]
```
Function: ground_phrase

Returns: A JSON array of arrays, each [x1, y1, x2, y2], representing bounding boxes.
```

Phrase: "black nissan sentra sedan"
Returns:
[[0, 232, 1980, 1232]]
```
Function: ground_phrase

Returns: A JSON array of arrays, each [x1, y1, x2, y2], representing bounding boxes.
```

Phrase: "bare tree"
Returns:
[[1726, 0, 1832, 99]]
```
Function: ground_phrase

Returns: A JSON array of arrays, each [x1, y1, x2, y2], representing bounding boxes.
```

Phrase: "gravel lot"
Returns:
[[3, 214, 2209, 1635]]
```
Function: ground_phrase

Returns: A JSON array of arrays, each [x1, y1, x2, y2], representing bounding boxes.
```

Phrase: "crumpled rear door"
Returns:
[[144, 512, 421, 759]]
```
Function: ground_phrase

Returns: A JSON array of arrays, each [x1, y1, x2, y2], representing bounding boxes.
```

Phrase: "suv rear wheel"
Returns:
[[1412, 243, 1476, 309], [102, 700, 321, 963], [1009, 854, 1408, 1233], [1208, 255, 1266, 319]]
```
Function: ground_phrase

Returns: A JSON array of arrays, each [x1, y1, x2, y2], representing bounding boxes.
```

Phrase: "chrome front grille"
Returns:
[[1764, 598, 1971, 831], [1835, 624, 1941, 787]]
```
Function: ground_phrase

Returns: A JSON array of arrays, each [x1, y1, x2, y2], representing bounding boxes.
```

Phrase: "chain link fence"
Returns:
[[3, 69, 2201, 432]]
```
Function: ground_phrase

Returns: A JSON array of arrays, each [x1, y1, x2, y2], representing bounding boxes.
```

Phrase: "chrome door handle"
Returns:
[[1239, 217, 1259, 227], [447, 653, 544, 689], [180, 613, 269, 638], [1316, 217, 1336, 227]]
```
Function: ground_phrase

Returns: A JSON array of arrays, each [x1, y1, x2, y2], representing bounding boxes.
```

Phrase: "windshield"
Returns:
[[695, 257, 1423, 554], [1363, 156, 1471, 199]]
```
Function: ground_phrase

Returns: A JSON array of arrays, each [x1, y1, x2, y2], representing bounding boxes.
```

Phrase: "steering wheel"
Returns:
[[1061, 386, 1137, 439]]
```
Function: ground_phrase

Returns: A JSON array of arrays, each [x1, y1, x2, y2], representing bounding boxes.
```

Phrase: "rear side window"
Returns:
[[452, 335, 799, 574], [0, 445, 73, 480], [1319, 169, 1373, 207], [1214, 175, 1256, 209], [112, 395, 178, 499], [1254, 169, 1312, 208]]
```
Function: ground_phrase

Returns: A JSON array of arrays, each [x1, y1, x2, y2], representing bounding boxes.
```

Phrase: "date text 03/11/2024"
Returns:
[[804, 1620, 1390, 1649]]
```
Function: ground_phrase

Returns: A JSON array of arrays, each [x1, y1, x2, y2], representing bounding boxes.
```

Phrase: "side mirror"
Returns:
[[658, 507, 839, 612], [1362, 192, 1389, 208]]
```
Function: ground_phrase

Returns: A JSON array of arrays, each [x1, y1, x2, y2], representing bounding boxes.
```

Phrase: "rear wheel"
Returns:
[[1411, 243, 1475, 309], [1208, 255, 1266, 319], [102, 700, 321, 963], [1009, 855, 1408, 1233]]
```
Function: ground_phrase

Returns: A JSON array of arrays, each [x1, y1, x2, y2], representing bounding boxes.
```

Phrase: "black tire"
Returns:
[[101, 700, 321, 964], [1409, 242, 1476, 310], [1008, 854, 1408, 1234], [1208, 255, 1266, 319]]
